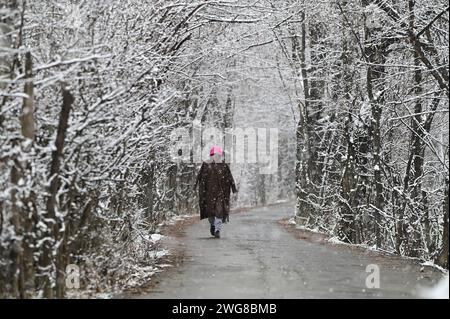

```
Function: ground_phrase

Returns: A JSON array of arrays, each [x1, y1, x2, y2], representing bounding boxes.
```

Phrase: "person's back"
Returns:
[[195, 146, 237, 238]]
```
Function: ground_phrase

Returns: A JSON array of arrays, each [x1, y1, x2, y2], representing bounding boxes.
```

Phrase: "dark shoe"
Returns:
[[214, 230, 220, 238], [210, 225, 215, 236]]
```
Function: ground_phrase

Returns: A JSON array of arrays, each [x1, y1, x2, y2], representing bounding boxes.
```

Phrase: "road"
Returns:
[[136, 202, 443, 299]]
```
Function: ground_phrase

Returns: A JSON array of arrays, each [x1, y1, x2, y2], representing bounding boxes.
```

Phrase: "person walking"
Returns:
[[195, 146, 237, 238]]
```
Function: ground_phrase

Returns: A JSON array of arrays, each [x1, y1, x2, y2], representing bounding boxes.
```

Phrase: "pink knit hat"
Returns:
[[209, 145, 223, 156]]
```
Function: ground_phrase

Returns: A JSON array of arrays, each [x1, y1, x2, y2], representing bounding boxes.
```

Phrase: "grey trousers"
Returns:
[[208, 217, 222, 232]]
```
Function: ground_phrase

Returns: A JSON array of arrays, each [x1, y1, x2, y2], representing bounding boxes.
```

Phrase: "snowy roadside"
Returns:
[[282, 217, 449, 299], [417, 275, 449, 299], [66, 213, 196, 299], [287, 217, 449, 271]]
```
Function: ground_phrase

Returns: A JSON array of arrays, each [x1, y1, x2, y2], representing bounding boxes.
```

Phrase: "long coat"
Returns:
[[195, 160, 237, 222]]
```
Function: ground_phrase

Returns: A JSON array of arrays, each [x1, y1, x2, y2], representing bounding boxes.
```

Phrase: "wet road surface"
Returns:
[[137, 202, 443, 299]]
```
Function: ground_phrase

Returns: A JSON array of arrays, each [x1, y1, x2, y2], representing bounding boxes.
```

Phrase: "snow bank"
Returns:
[[418, 275, 449, 299], [150, 233, 163, 243]]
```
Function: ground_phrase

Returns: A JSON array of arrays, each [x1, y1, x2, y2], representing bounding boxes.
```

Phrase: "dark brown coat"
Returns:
[[195, 160, 237, 222]]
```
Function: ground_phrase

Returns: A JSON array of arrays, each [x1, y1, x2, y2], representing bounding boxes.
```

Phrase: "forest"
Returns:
[[0, 0, 448, 298]]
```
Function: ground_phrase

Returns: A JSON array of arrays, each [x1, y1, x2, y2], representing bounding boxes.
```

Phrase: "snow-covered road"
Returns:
[[135, 202, 444, 299]]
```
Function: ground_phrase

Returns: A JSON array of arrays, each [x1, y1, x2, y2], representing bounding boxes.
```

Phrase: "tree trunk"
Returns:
[[437, 177, 449, 268], [338, 0, 359, 243], [10, 158, 24, 298], [340, 112, 358, 243], [364, 0, 387, 248], [20, 51, 35, 140], [408, 0, 427, 258], [291, 14, 314, 226], [42, 83, 74, 298]]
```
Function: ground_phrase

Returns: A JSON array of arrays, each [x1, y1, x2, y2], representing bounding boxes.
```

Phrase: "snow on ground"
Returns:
[[421, 260, 448, 273], [328, 236, 346, 245], [124, 265, 158, 289], [418, 275, 449, 299], [295, 224, 328, 236], [150, 249, 170, 259], [327, 236, 398, 255], [66, 213, 190, 299], [150, 233, 163, 243], [156, 213, 193, 229]]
